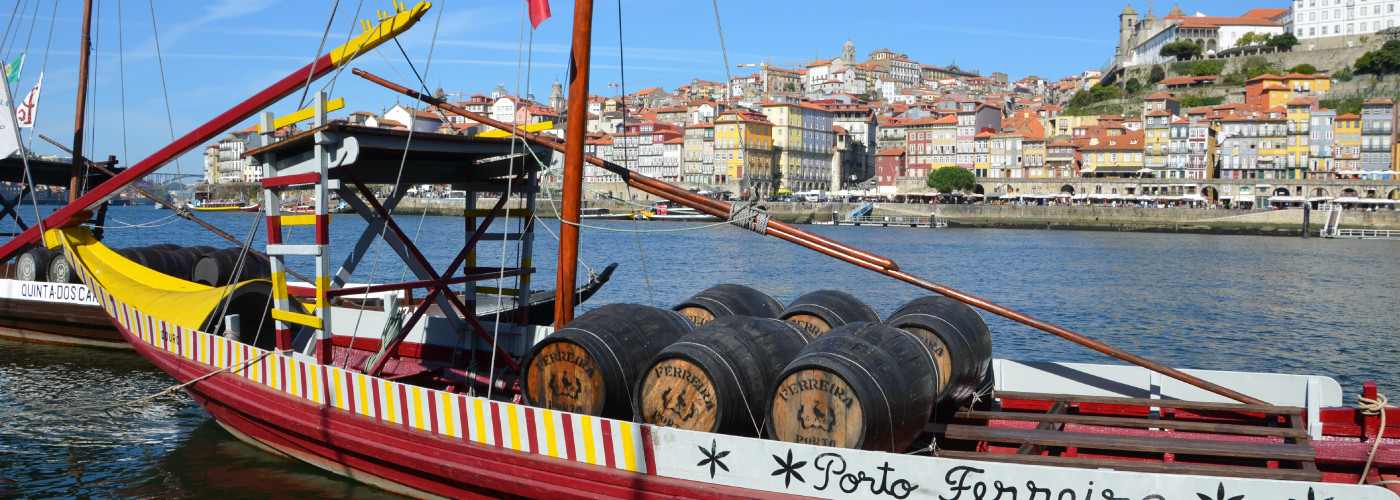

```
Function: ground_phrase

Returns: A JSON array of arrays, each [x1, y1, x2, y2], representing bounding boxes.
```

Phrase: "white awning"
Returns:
[[1269, 196, 1305, 203]]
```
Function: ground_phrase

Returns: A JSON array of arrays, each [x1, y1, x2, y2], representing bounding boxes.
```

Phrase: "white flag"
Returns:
[[15, 73, 41, 128]]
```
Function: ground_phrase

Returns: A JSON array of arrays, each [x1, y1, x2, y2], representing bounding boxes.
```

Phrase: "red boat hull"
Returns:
[[117, 324, 779, 499]]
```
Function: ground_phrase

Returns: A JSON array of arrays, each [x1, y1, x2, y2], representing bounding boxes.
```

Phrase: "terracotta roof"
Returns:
[[1178, 16, 1281, 28], [1145, 92, 1175, 100], [1241, 8, 1287, 19], [876, 148, 905, 156], [1159, 75, 1218, 86], [1171, 117, 1190, 124], [833, 125, 849, 134], [1145, 110, 1172, 117], [1363, 98, 1394, 105], [1287, 97, 1318, 106], [974, 131, 995, 138]]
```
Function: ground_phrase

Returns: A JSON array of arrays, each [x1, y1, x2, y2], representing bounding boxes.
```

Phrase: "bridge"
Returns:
[[139, 173, 200, 187]]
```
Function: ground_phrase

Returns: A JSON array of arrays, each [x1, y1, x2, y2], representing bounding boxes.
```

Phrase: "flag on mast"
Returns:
[[16, 73, 41, 128], [3, 53, 24, 83], [528, 0, 551, 29]]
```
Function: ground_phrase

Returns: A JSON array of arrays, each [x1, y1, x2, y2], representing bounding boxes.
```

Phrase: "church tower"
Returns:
[[549, 80, 566, 111], [842, 39, 855, 64], [1117, 3, 1138, 63]]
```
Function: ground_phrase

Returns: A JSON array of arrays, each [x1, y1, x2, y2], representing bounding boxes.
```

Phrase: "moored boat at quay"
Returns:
[[28, 2, 1400, 500]]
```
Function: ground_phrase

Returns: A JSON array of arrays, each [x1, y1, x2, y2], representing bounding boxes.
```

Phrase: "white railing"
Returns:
[[1334, 229, 1400, 239]]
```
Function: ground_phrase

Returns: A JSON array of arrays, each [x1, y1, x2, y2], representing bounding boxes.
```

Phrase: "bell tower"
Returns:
[[1117, 3, 1138, 63]]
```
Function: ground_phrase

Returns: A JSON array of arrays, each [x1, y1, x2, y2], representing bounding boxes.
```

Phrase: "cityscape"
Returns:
[[199, 2, 1400, 204]]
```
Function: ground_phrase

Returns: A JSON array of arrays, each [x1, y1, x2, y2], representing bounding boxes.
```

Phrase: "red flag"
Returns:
[[528, 0, 551, 29]]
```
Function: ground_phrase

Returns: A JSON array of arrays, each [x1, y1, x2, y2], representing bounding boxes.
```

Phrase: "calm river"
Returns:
[[2, 207, 1397, 498]]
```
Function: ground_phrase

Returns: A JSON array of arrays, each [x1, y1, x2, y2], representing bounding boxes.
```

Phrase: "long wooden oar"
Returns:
[[354, 68, 1267, 406]]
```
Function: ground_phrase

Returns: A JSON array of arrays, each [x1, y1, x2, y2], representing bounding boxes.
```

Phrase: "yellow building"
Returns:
[[715, 109, 776, 197], [1022, 134, 1048, 178], [1143, 110, 1172, 175], [1334, 112, 1361, 173], [759, 101, 836, 192], [1079, 131, 1145, 178], [1286, 97, 1316, 179]]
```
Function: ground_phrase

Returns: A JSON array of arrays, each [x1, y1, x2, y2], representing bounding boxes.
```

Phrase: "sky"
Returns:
[[1, 0, 1283, 177]]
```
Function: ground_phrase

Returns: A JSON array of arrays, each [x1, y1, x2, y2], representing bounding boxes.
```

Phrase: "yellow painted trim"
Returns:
[[475, 121, 554, 138], [316, 275, 331, 309], [543, 409, 558, 457], [507, 404, 521, 451], [581, 415, 596, 465], [382, 380, 397, 424], [258, 98, 345, 134], [271, 309, 323, 329], [620, 421, 637, 472], [328, 2, 432, 67], [279, 214, 319, 226], [332, 368, 345, 410], [412, 387, 425, 430], [358, 374, 372, 417], [473, 399, 487, 443], [271, 271, 289, 301], [440, 392, 456, 437]]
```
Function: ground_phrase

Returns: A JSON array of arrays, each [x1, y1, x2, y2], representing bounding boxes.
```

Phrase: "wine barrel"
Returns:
[[672, 284, 784, 326], [193, 248, 269, 286], [522, 304, 694, 419], [16, 247, 52, 281], [47, 252, 79, 284], [778, 289, 880, 337], [147, 243, 182, 252], [634, 316, 810, 435], [766, 322, 946, 453], [884, 296, 993, 407], [144, 246, 193, 282], [170, 246, 216, 281]]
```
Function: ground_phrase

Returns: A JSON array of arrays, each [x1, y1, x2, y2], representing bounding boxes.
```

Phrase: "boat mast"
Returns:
[[553, 0, 596, 327], [67, 0, 94, 203]]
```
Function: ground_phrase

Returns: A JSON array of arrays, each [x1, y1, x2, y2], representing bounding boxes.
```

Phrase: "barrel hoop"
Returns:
[[791, 302, 845, 324], [891, 327, 940, 376], [671, 340, 762, 435], [564, 326, 635, 399], [893, 312, 963, 337], [823, 349, 898, 452]]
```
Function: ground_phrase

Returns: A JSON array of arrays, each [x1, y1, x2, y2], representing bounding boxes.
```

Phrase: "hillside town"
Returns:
[[201, 2, 1400, 203]]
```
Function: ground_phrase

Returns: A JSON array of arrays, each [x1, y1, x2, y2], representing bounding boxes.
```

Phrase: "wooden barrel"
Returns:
[[672, 284, 784, 326], [144, 246, 193, 282], [148, 243, 182, 252], [16, 247, 52, 281], [778, 289, 880, 337], [884, 296, 993, 407], [117, 247, 176, 277], [766, 322, 946, 453], [634, 316, 810, 435], [170, 246, 216, 281], [522, 304, 694, 419], [47, 252, 79, 283], [193, 248, 269, 286]]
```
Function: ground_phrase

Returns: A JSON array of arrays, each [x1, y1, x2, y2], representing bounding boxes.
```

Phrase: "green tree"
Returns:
[[926, 166, 977, 193], [1289, 63, 1317, 75], [1267, 32, 1300, 50], [1235, 32, 1260, 47], [1355, 40, 1400, 74], [1335, 67, 1355, 81], [1238, 56, 1282, 79], [1159, 40, 1202, 60], [1125, 77, 1143, 94], [1149, 65, 1166, 84], [1090, 83, 1125, 101]]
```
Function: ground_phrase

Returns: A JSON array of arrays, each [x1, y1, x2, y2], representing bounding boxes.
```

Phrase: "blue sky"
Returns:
[[2, 0, 1281, 177]]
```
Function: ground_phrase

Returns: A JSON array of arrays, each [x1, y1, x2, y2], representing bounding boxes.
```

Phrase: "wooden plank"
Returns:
[[939, 423, 1316, 461], [957, 410, 1309, 438], [1016, 401, 1067, 455], [995, 390, 1303, 416], [934, 450, 1322, 482], [1288, 413, 1319, 472]]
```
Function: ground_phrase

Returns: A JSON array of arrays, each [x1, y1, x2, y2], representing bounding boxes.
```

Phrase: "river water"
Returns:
[[2, 208, 1397, 498]]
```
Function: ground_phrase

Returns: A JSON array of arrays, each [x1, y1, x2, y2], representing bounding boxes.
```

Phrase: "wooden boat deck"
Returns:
[[929, 390, 1324, 482]]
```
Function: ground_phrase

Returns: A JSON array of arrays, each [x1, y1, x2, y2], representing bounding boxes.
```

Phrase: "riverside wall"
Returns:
[[390, 198, 1400, 236]]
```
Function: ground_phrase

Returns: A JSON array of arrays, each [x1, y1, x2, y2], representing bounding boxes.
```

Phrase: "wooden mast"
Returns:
[[553, 0, 596, 327], [67, 0, 94, 203]]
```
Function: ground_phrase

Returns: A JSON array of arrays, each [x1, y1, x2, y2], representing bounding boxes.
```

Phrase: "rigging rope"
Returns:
[[1358, 392, 1394, 485], [297, 0, 341, 110], [611, 0, 654, 308], [145, 0, 182, 178]]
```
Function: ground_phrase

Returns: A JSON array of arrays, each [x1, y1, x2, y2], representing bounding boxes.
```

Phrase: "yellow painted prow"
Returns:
[[329, 1, 433, 67], [49, 226, 273, 333]]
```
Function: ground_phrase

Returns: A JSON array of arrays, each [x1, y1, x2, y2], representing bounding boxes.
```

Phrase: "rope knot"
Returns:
[[1359, 393, 1393, 415], [728, 202, 770, 235]]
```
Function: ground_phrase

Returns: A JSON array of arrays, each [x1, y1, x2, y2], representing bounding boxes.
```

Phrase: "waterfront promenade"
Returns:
[[390, 197, 1400, 236]]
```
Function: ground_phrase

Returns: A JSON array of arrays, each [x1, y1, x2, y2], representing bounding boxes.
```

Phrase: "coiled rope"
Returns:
[[0, 349, 291, 416], [728, 201, 770, 235], [1358, 392, 1394, 485]]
